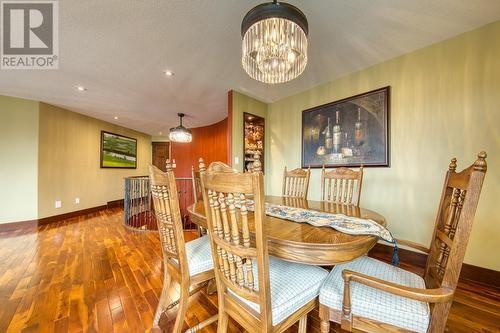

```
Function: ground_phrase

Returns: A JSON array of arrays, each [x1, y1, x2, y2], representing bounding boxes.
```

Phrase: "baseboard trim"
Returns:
[[107, 199, 124, 208], [369, 243, 427, 268], [0, 200, 125, 232], [0, 219, 38, 232], [370, 243, 500, 290], [37, 205, 108, 226]]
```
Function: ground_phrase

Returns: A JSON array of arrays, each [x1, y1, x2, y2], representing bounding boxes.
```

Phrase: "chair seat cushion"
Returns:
[[231, 256, 328, 325], [319, 256, 430, 333], [185, 235, 213, 276]]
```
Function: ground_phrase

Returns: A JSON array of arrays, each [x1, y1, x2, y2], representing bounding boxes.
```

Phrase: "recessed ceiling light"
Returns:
[[164, 70, 174, 76], [77, 86, 87, 92], [114, 116, 118, 120]]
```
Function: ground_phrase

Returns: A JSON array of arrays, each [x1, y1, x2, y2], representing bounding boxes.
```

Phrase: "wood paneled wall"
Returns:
[[170, 118, 229, 177]]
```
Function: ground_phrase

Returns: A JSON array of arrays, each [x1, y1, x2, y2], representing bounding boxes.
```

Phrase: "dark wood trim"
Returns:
[[370, 242, 427, 268], [1, 204, 113, 232], [370, 243, 500, 290], [0, 219, 38, 232], [38, 205, 107, 226], [460, 264, 500, 289], [107, 199, 124, 208]]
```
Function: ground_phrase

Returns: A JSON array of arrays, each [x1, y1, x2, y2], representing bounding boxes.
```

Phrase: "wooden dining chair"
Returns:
[[191, 158, 205, 204], [320, 201, 361, 218], [321, 165, 363, 206], [192, 158, 207, 236], [282, 166, 311, 199], [319, 152, 488, 333], [200, 161, 328, 333], [282, 196, 310, 210], [149, 162, 217, 333]]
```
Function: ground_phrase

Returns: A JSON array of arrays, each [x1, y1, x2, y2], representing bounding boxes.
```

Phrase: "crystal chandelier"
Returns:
[[169, 113, 192, 143], [241, 0, 308, 84]]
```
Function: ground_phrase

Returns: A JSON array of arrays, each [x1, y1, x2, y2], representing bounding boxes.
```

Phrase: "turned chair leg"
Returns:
[[298, 314, 308, 333], [217, 312, 229, 333], [152, 273, 171, 328], [172, 286, 189, 333], [320, 320, 330, 333]]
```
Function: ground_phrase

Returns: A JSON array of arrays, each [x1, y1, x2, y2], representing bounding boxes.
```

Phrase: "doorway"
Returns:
[[152, 142, 170, 171]]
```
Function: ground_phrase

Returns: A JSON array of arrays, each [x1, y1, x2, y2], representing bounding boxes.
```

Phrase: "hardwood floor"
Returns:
[[0, 208, 499, 333]]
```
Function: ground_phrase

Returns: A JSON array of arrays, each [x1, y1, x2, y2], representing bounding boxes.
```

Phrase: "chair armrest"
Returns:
[[395, 238, 430, 254], [338, 269, 454, 330], [342, 269, 454, 303], [338, 269, 453, 330]]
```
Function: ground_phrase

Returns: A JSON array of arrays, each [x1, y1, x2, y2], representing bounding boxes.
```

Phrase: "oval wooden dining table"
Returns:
[[187, 195, 386, 266]]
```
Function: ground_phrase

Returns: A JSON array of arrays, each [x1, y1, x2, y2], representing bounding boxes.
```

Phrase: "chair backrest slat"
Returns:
[[201, 162, 272, 327], [149, 162, 189, 273], [282, 166, 311, 200], [191, 158, 206, 203], [321, 166, 364, 206]]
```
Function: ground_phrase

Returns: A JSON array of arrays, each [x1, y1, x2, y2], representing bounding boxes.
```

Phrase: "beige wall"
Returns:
[[38, 103, 152, 218], [151, 135, 169, 142], [266, 21, 500, 271], [0, 96, 39, 223], [231, 90, 268, 172]]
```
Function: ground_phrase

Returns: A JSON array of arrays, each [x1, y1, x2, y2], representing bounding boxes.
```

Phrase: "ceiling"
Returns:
[[1, 0, 500, 135]]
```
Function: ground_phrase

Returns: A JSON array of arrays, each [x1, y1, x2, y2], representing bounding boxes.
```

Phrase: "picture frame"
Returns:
[[100, 131, 137, 169], [301, 86, 390, 168]]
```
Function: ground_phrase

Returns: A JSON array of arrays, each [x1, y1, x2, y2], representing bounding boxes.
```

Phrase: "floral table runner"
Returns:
[[265, 203, 394, 243], [240, 200, 400, 265]]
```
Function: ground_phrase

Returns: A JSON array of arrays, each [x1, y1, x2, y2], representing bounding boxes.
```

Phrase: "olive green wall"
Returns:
[[0, 97, 152, 223], [38, 103, 152, 218], [266, 21, 500, 271], [231, 90, 268, 172], [151, 135, 169, 142], [0, 96, 39, 223]]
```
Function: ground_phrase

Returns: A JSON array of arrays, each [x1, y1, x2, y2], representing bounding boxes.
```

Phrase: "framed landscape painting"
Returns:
[[100, 131, 137, 168], [302, 86, 390, 168]]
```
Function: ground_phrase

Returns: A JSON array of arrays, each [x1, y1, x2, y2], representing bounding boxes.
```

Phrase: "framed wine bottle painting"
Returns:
[[301, 86, 390, 168]]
